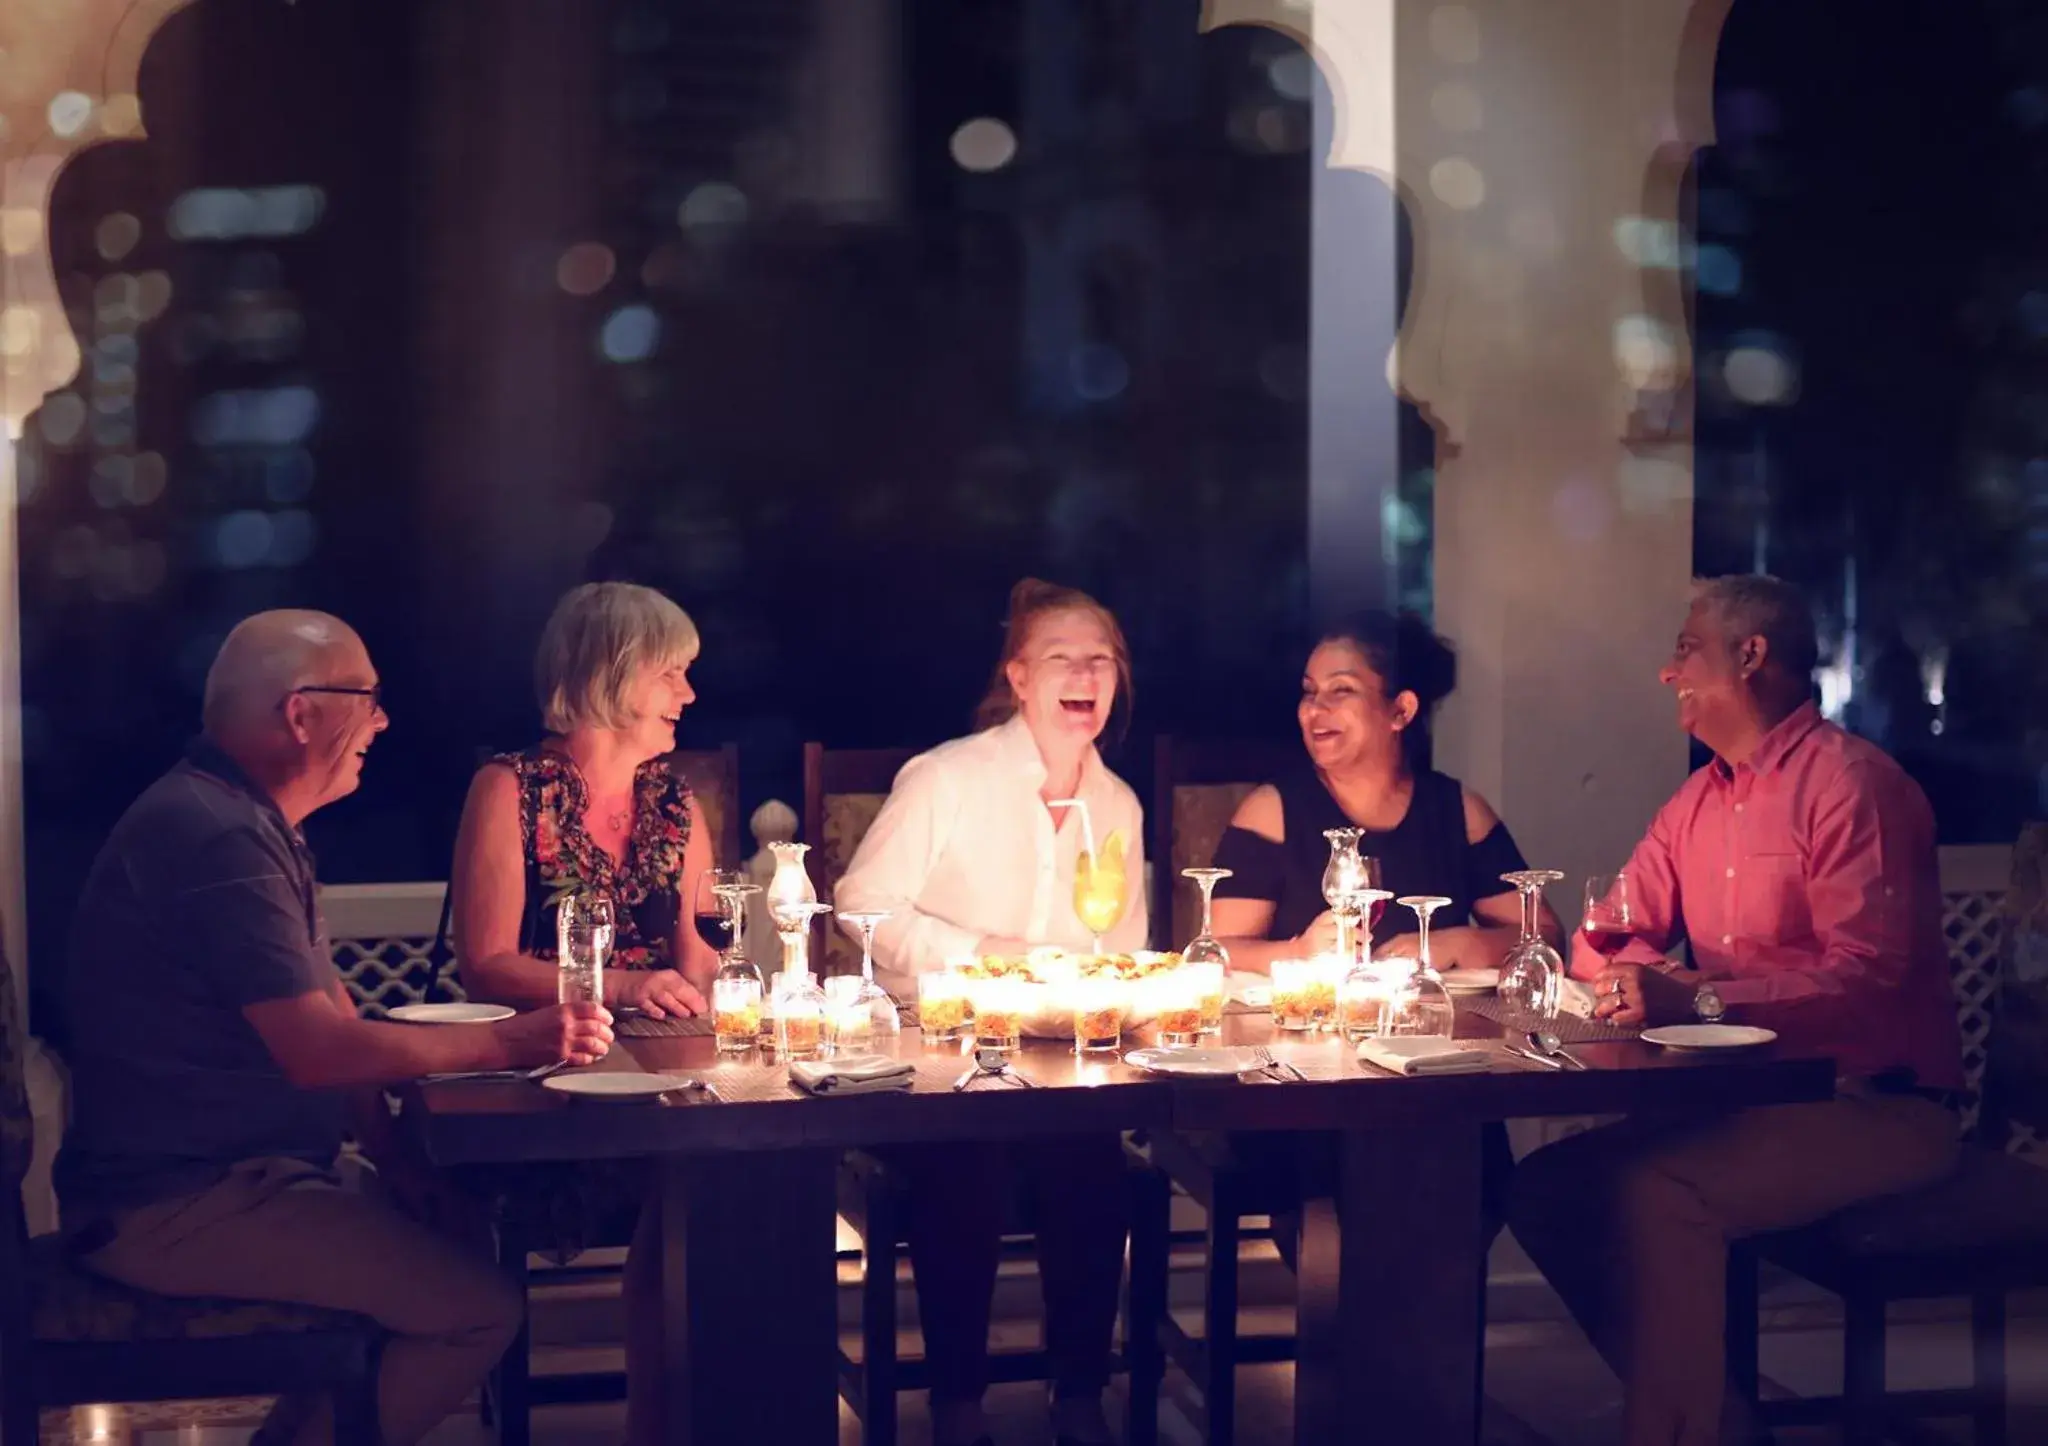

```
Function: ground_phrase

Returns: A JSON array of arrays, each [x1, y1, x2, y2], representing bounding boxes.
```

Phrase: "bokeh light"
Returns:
[[1428, 158, 1485, 211], [94, 214, 141, 263], [949, 118, 1018, 173], [677, 182, 748, 231], [1266, 51, 1315, 102], [555, 242, 616, 297], [599, 305, 661, 363]]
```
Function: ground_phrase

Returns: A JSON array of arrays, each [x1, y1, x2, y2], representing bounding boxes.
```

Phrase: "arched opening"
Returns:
[[1689, 0, 2044, 839]]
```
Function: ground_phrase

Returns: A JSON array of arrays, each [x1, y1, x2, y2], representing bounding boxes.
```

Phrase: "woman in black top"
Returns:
[[1212, 611, 1561, 970]]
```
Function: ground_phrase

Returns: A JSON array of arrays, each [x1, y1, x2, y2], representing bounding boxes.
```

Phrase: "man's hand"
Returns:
[[1590, 962, 1696, 1027], [1292, 911, 1344, 958], [610, 968, 706, 1019], [493, 1001, 613, 1067]]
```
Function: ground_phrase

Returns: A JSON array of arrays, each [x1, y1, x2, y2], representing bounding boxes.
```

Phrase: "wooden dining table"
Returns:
[[401, 1007, 1835, 1446]]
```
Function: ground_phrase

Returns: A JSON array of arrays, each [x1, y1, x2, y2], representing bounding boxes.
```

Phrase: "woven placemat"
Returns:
[[616, 1013, 715, 1038], [1467, 995, 1640, 1044]]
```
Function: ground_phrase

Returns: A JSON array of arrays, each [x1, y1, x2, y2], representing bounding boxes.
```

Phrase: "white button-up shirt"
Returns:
[[835, 715, 1148, 997]]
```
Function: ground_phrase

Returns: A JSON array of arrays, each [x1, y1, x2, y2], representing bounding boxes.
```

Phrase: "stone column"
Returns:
[[1205, 0, 1730, 894]]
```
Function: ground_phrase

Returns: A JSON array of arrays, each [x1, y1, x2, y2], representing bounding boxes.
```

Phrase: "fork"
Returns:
[[1250, 1046, 1293, 1082]]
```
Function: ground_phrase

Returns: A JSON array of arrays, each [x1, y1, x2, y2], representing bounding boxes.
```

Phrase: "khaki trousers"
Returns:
[[1507, 1090, 1960, 1446], [79, 1157, 523, 1446]]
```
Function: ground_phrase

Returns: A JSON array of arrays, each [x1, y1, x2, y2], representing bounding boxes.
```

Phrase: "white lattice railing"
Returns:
[[320, 881, 462, 1017]]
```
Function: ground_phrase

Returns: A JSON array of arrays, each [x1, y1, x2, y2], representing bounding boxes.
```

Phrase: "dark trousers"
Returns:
[[890, 1134, 1130, 1403]]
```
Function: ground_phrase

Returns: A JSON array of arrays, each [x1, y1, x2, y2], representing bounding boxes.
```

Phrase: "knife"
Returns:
[[1505, 1045, 1568, 1070]]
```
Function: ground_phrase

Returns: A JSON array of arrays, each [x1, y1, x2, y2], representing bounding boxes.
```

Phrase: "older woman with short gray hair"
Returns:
[[454, 580, 716, 1012], [450, 580, 718, 1446]]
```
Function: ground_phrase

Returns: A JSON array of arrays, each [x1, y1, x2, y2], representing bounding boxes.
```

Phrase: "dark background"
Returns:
[[18, 0, 2048, 1034]]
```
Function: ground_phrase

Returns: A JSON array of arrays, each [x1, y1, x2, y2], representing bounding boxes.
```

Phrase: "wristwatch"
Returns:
[[1693, 982, 1726, 1024]]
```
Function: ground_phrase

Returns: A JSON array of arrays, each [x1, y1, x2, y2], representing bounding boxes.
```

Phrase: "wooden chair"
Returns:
[[804, 742, 1161, 1444], [1728, 835, 2048, 1446], [1123, 736, 1301, 1446], [0, 924, 381, 1446], [666, 743, 742, 867], [1150, 736, 1295, 950], [803, 742, 916, 978], [415, 744, 740, 1446]]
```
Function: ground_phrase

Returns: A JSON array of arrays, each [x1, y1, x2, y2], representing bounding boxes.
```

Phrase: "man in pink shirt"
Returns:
[[1508, 575, 1963, 1446]]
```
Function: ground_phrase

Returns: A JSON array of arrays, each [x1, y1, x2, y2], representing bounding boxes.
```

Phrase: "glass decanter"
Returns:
[[771, 901, 831, 1061], [1498, 869, 1566, 1019], [1380, 895, 1455, 1038], [1320, 828, 1376, 967]]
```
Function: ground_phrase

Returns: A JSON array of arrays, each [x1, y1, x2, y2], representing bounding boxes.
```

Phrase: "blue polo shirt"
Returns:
[[56, 739, 345, 1218]]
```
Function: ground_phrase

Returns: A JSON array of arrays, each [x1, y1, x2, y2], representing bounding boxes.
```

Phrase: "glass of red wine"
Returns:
[[1581, 873, 1634, 959], [694, 867, 749, 957]]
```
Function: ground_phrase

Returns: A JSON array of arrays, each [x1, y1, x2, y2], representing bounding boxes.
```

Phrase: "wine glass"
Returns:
[[711, 879, 762, 967], [1379, 894, 1456, 1038], [1180, 867, 1232, 969], [693, 867, 746, 956], [1397, 895, 1452, 974], [836, 910, 901, 1039], [1581, 873, 1634, 961], [1498, 870, 1565, 1019]]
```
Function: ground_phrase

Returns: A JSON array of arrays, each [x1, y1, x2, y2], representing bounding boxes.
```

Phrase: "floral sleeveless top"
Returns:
[[495, 745, 694, 972]]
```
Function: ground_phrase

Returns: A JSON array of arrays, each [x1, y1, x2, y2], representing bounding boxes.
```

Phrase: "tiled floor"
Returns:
[[38, 1304, 2048, 1446]]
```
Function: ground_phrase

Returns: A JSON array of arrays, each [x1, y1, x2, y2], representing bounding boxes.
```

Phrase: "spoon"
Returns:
[[1526, 1031, 1589, 1070]]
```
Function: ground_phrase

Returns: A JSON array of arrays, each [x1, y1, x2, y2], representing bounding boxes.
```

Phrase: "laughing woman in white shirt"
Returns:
[[837, 578, 1145, 1446]]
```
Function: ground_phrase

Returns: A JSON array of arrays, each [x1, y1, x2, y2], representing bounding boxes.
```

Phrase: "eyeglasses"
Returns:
[[290, 684, 383, 711]]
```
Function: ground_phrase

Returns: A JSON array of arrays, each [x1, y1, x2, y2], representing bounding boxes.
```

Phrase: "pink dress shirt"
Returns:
[[1571, 702, 1962, 1089]]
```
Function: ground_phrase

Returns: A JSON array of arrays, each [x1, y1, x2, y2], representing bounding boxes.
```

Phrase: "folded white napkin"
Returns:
[[1357, 1037, 1494, 1076], [1557, 976, 1598, 1019], [788, 1054, 916, 1096]]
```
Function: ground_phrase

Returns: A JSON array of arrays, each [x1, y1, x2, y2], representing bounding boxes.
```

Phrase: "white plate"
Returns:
[[1440, 969, 1499, 993], [541, 1072, 693, 1101], [1123, 1045, 1264, 1078], [1640, 1024, 1778, 1050], [388, 1002, 514, 1025]]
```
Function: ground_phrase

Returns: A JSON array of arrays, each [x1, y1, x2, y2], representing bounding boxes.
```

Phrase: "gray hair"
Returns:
[[202, 610, 357, 736], [535, 582, 700, 734], [1691, 574, 1819, 681]]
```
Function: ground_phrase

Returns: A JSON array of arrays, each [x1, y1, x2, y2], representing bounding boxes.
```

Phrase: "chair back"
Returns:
[[1939, 843, 2014, 1140], [324, 883, 457, 1017], [1985, 824, 2048, 1162], [665, 744, 742, 868], [804, 744, 916, 977], [1152, 736, 1296, 949]]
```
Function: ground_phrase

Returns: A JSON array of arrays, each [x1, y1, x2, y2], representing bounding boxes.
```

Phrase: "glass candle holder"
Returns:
[[712, 975, 762, 1055], [1306, 956, 1342, 1030], [969, 975, 1028, 1053], [1338, 963, 1397, 1042], [1271, 958, 1320, 1032], [1152, 967, 1205, 1047], [1185, 960, 1226, 1036], [772, 968, 825, 1061], [1071, 972, 1126, 1054], [917, 969, 973, 1046], [823, 975, 871, 1055]]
